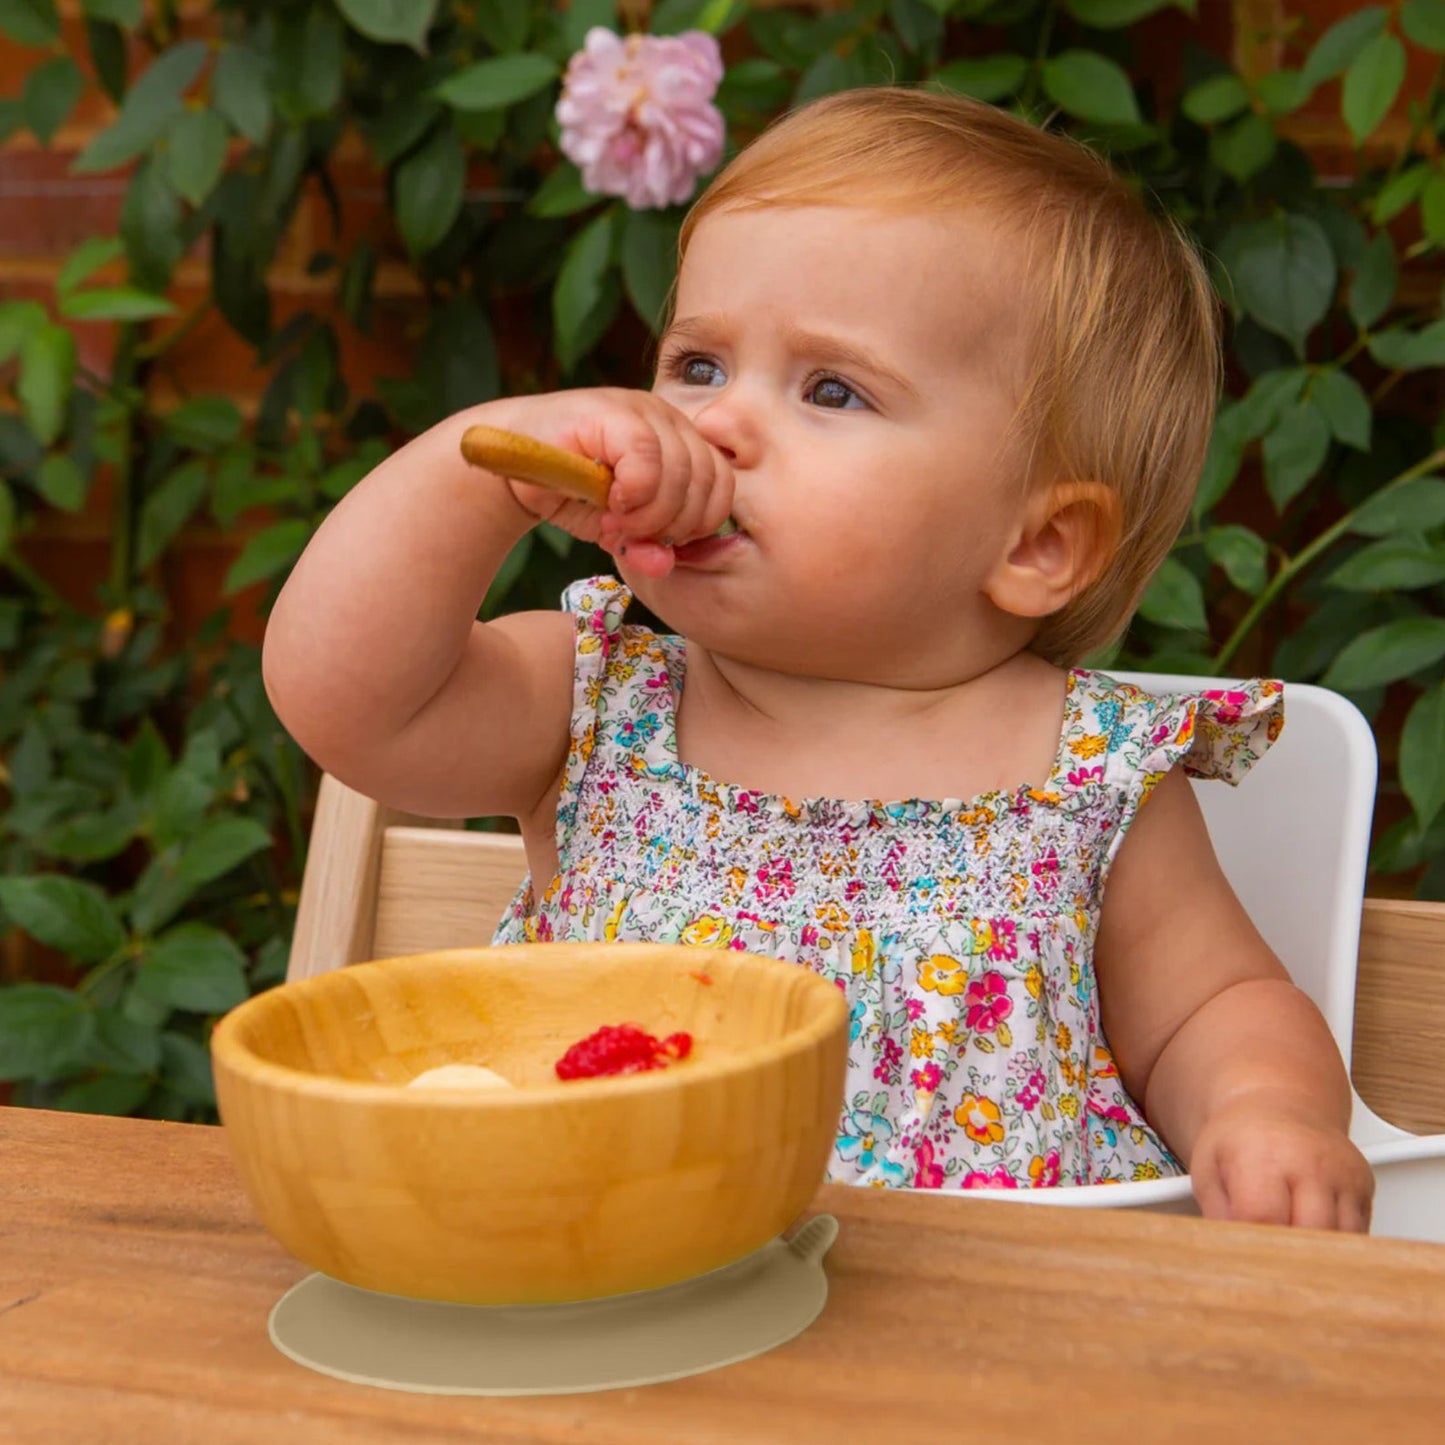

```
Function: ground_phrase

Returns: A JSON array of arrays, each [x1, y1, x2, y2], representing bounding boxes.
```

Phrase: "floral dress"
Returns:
[[494, 577, 1285, 1191]]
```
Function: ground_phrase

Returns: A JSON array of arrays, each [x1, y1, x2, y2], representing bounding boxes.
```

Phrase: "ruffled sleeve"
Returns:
[[1061, 671, 1285, 872]]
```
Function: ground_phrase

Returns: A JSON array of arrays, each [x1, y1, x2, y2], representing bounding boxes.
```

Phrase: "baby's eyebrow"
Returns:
[[779, 324, 921, 401], [660, 313, 921, 401]]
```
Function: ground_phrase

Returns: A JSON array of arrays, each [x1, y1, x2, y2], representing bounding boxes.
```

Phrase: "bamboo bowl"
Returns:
[[211, 944, 850, 1306]]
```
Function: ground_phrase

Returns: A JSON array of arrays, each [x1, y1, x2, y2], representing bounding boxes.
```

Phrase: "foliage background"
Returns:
[[1, 0, 1443, 1120]]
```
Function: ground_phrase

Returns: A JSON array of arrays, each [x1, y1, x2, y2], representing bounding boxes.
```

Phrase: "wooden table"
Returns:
[[4, 1107, 1445, 1444]]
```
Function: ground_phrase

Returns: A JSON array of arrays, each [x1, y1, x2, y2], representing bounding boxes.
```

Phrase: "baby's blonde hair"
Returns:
[[677, 87, 1221, 665]]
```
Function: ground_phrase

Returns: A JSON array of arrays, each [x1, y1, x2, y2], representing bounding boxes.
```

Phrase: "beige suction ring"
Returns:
[[267, 1214, 840, 1396]]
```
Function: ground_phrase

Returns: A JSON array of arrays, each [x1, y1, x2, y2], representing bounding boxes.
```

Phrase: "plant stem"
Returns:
[[1213, 445, 1445, 673]]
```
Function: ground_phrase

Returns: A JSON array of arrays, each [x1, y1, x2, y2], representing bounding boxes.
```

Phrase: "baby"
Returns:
[[264, 88, 1373, 1229]]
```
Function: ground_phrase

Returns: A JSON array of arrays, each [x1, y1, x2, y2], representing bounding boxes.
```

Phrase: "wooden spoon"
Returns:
[[460, 424, 737, 535]]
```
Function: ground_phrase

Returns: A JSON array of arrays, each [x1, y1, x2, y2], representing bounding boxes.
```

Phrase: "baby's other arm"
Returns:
[[1094, 767, 1373, 1231]]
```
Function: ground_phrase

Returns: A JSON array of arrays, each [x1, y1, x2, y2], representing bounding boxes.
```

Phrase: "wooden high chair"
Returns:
[[284, 674, 1445, 1239]]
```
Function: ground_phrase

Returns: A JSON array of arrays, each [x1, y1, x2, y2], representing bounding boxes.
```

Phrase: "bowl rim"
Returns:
[[210, 943, 850, 1107]]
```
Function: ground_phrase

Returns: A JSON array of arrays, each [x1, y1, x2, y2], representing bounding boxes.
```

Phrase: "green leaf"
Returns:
[[1351, 477, 1445, 536], [56, 235, 124, 296], [166, 107, 230, 207], [1136, 555, 1208, 631], [932, 55, 1030, 103], [0, 298, 47, 364], [434, 53, 559, 111], [1368, 318, 1445, 370], [159, 1030, 215, 1105], [134, 924, 249, 1014], [1204, 524, 1269, 595], [18, 323, 77, 447], [1192, 424, 1242, 516], [1310, 370, 1371, 451], [1401, 682, 1445, 829], [1255, 69, 1310, 116], [528, 162, 598, 218], [622, 207, 681, 333], [1181, 72, 1250, 125], [121, 153, 185, 292], [553, 210, 616, 373], [1066, 0, 1180, 25], [1374, 163, 1430, 224], [1209, 112, 1276, 181], [717, 57, 792, 115], [127, 719, 171, 802], [272, 8, 343, 123], [164, 396, 243, 451], [561, 0, 617, 50], [1348, 231, 1396, 331], [82, 0, 142, 23], [1403, 0, 1445, 52], [90, 1006, 162, 1074], [212, 44, 272, 145], [0, 0, 59, 47], [394, 126, 466, 257], [653, 0, 739, 32], [36, 452, 87, 511], [135, 460, 208, 569], [56, 1073, 152, 1116], [223, 518, 312, 594], [46, 806, 138, 863], [1342, 32, 1406, 146], [1329, 537, 1445, 592], [474, 0, 532, 52], [22, 55, 83, 144], [335, 0, 438, 49], [1302, 7, 1387, 86], [1041, 50, 1141, 126], [175, 816, 271, 888], [1262, 400, 1331, 509], [0, 986, 93, 1082], [59, 287, 177, 322], [1321, 617, 1445, 691], [1226, 214, 1336, 356], [0, 875, 127, 964], [72, 40, 210, 173]]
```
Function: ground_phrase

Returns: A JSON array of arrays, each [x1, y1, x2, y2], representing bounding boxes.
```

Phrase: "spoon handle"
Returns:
[[460, 424, 614, 508]]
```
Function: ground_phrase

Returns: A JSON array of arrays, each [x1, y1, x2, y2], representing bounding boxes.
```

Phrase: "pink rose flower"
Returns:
[[556, 28, 726, 210]]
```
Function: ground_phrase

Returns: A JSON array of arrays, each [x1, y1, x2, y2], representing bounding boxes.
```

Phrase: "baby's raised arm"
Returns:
[[262, 390, 732, 824], [1094, 768, 1374, 1230]]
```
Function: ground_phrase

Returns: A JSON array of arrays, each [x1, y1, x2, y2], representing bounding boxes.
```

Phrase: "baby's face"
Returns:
[[634, 202, 1036, 685]]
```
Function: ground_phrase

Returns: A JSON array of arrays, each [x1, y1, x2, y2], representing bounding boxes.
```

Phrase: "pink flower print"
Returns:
[[844, 878, 866, 902], [963, 972, 1013, 1033], [1151, 720, 1172, 745], [911, 1061, 943, 1094], [801, 924, 820, 948], [1030, 847, 1061, 897], [754, 856, 796, 903], [986, 918, 1017, 963], [913, 1138, 946, 1189], [906, 998, 926, 1022], [556, 28, 725, 210], [1067, 764, 1103, 787], [874, 1035, 904, 1083], [962, 1168, 1017, 1190], [1016, 1068, 1047, 1112], [1202, 688, 1247, 725], [734, 791, 761, 815]]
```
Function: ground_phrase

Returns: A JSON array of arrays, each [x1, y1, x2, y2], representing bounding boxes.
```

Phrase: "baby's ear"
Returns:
[[984, 481, 1121, 620]]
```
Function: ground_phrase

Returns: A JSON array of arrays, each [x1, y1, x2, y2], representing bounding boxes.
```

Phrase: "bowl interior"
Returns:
[[224, 943, 843, 1092]]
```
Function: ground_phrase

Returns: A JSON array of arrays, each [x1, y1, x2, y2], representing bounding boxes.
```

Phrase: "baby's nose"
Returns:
[[692, 394, 758, 468]]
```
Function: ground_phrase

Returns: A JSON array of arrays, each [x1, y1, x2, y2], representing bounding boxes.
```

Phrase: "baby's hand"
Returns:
[[489, 388, 734, 578], [1187, 1098, 1374, 1231]]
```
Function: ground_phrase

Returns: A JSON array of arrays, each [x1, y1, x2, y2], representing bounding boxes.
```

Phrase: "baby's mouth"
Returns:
[[672, 526, 747, 567]]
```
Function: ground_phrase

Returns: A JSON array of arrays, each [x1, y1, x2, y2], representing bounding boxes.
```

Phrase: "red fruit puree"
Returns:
[[554, 1023, 694, 1079]]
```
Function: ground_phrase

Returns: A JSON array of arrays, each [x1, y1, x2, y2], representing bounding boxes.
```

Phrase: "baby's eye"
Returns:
[[806, 374, 866, 410], [676, 355, 726, 387]]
